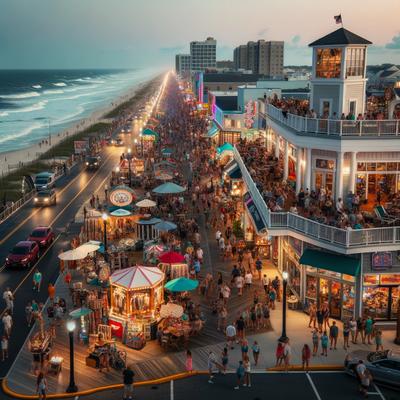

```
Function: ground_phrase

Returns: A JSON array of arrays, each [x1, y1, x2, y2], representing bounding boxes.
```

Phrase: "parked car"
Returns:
[[5, 241, 39, 268], [85, 156, 101, 170], [34, 189, 56, 206], [34, 171, 56, 191], [28, 226, 55, 247], [345, 350, 400, 388]]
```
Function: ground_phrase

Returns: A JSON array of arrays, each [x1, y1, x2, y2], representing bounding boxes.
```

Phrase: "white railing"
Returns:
[[233, 147, 400, 250], [265, 104, 400, 137]]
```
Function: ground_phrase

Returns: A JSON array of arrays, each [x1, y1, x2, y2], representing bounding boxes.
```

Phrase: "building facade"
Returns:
[[233, 45, 248, 70], [175, 54, 191, 75], [190, 37, 217, 71]]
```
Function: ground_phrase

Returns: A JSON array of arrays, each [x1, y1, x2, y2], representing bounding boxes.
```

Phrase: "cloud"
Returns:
[[159, 45, 186, 54], [386, 34, 400, 49], [257, 28, 268, 37]]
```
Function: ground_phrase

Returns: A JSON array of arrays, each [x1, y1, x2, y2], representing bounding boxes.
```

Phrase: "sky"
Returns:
[[0, 0, 399, 69]]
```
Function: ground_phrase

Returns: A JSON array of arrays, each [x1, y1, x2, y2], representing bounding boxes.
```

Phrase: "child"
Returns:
[[321, 331, 329, 356], [302, 344, 311, 372], [275, 341, 285, 366], [185, 350, 193, 373], [1, 336, 8, 361], [234, 360, 245, 389], [312, 329, 319, 356], [375, 330, 383, 351]]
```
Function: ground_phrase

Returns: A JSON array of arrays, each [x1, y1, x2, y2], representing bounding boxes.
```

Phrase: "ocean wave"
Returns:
[[0, 121, 45, 145], [0, 111, 9, 117], [64, 84, 99, 93], [43, 89, 64, 95], [0, 91, 41, 99], [54, 105, 85, 125], [53, 82, 67, 87], [32, 85, 42, 89], [5, 100, 48, 114]]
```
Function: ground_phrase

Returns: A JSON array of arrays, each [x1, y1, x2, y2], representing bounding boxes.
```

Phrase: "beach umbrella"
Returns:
[[77, 242, 101, 253], [58, 248, 88, 261], [135, 199, 157, 208], [110, 208, 132, 217], [69, 307, 93, 319], [164, 277, 199, 292], [160, 303, 184, 319], [154, 220, 177, 232], [152, 182, 185, 194]]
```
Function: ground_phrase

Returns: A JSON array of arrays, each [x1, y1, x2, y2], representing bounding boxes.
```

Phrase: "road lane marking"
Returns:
[[306, 373, 322, 400], [373, 384, 386, 400], [0, 152, 113, 246]]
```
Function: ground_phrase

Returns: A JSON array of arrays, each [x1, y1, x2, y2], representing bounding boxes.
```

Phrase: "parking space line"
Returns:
[[306, 373, 322, 400], [170, 379, 174, 400], [373, 384, 386, 400]]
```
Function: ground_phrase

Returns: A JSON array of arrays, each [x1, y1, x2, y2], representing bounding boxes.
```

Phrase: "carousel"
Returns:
[[158, 251, 188, 280], [108, 265, 165, 346]]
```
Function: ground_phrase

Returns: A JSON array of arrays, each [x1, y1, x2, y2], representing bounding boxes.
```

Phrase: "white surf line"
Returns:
[[373, 384, 386, 400], [170, 379, 174, 400], [306, 373, 322, 400]]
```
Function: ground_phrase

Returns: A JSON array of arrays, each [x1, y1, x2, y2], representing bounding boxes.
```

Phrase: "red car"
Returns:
[[28, 226, 55, 247], [5, 241, 39, 268]]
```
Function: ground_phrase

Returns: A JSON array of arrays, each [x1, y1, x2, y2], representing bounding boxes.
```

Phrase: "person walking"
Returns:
[[316, 307, 324, 333], [33, 269, 42, 292], [302, 344, 311, 372], [262, 274, 269, 294], [255, 257, 262, 280], [349, 317, 357, 344], [374, 330, 383, 351], [221, 347, 229, 374], [2, 311, 12, 338], [185, 350, 193, 373], [343, 319, 350, 350], [217, 306, 227, 332], [207, 351, 216, 384], [283, 339, 292, 372], [321, 331, 329, 356], [226, 323, 236, 349], [272, 276, 281, 301], [243, 355, 251, 387], [234, 360, 245, 390], [241, 339, 249, 361], [252, 340, 260, 366], [236, 315, 245, 342], [365, 316, 374, 345], [122, 365, 135, 400], [308, 303, 317, 329], [36, 372, 47, 400], [312, 329, 319, 356], [3, 287, 14, 315], [25, 301, 33, 327], [47, 283, 55, 304], [329, 321, 339, 350], [275, 341, 285, 366], [1, 335, 8, 361]]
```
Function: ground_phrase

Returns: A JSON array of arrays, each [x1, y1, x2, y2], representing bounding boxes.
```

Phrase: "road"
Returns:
[[0, 140, 125, 377], [41, 373, 396, 400]]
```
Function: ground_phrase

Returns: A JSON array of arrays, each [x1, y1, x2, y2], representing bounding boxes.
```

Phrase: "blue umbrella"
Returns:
[[110, 208, 131, 217], [153, 182, 185, 194], [154, 220, 177, 232], [164, 277, 199, 292]]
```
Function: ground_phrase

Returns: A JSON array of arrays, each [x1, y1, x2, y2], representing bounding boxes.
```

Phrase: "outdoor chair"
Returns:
[[374, 205, 399, 225]]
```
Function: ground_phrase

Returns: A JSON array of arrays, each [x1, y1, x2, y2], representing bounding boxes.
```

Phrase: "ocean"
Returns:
[[0, 68, 160, 153]]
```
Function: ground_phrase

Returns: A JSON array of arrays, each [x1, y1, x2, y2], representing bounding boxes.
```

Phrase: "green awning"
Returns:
[[299, 249, 360, 276]]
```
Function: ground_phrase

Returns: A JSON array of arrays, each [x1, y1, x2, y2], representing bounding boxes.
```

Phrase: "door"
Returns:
[[314, 171, 335, 193], [318, 278, 342, 319], [349, 100, 357, 116], [321, 100, 331, 117]]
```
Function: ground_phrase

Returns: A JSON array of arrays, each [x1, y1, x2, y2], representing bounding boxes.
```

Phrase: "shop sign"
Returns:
[[108, 319, 123, 338], [109, 187, 133, 207], [244, 192, 266, 233], [380, 274, 400, 285], [371, 252, 392, 270]]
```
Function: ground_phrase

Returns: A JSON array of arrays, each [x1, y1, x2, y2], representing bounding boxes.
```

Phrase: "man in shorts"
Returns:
[[226, 323, 236, 349], [122, 365, 135, 400]]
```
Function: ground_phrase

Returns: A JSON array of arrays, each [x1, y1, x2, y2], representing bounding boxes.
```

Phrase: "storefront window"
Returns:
[[319, 278, 329, 305], [391, 287, 399, 318], [367, 162, 376, 171], [357, 162, 366, 171], [342, 284, 355, 319], [315, 159, 335, 170], [330, 281, 342, 318], [363, 286, 389, 319], [306, 275, 317, 299]]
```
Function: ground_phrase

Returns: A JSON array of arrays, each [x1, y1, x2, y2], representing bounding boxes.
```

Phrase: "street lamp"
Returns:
[[127, 148, 132, 187], [66, 320, 78, 393], [102, 213, 108, 261], [279, 271, 289, 342]]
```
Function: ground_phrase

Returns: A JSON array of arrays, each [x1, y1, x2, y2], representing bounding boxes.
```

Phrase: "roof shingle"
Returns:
[[308, 28, 372, 47]]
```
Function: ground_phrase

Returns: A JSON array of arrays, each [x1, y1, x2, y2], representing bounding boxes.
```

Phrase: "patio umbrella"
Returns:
[[110, 208, 132, 217], [77, 242, 101, 253], [161, 148, 173, 156], [136, 199, 157, 208], [69, 307, 93, 319], [160, 303, 184, 318], [58, 248, 89, 261], [154, 220, 177, 232], [152, 182, 185, 194], [158, 251, 185, 264], [164, 277, 199, 292]]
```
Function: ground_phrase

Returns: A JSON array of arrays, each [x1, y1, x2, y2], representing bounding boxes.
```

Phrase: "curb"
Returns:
[[2, 371, 209, 399], [267, 364, 344, 371]]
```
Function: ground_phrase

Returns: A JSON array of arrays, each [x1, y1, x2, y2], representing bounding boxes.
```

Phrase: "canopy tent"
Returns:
[[110, 208, 132, 217], [144, 243, 167, 263], [135, 199, 157, 208], [110, 265, 165, 289], [77, 242, 100, 253], [142, 128, 159, 138], [153, 182, 185, 194], [164, 277, 199, 292], [154, 220, 177, 232], [160, 303, 184, 319], [161, 148, 173, 156], [136, 217, 162, 225], [299, 249, 361, 276]]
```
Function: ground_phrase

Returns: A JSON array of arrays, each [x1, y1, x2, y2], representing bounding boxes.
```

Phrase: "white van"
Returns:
[[34, 172, 56, 191]]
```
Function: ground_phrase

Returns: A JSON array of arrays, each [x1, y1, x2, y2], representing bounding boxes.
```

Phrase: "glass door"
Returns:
[[389, 287, 399, 320], [330, 281, 342, 319], [319, 278, 329, 306]]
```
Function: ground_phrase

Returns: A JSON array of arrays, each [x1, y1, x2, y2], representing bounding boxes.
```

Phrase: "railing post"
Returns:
[[393, 227, 396, 244], [396, 120, 399, 136], [346, 230, 350, 247]]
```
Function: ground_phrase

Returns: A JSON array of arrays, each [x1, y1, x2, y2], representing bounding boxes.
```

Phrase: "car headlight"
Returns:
[[94, 162, 98, 165], [86, 162, 89, 165], [44, 198, 49, 202], [34, 197, 38, 201], [5, 257, 9, 262], [21, 258, 28, 262]]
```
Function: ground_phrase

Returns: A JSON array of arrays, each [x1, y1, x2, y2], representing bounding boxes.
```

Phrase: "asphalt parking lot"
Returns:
[[73, 372, 399, 400]]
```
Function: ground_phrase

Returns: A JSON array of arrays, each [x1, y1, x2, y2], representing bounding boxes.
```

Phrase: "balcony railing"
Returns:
[[265, 104, 400, 137], [233, 147, 400, 250]]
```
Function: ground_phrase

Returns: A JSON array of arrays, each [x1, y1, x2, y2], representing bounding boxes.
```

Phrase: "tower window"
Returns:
[[315, 48, 342, 79]]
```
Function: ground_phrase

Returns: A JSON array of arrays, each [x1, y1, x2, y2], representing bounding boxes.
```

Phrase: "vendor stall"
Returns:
[[109, 265, 165, 344], [158, 251, 189, 279]]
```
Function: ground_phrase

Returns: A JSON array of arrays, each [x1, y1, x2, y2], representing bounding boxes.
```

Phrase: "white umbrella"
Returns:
[[136, 199, 157, 208], [160, 303, 184, 319], [77, 242, 100, 253], [58, 248, 88, 261]]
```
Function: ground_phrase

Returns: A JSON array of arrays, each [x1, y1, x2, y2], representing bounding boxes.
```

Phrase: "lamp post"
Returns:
[[279, 271, 289, 342], [66, 320, 78, 393], [102, 213, 108, 262], [127, 148, 132, 187]]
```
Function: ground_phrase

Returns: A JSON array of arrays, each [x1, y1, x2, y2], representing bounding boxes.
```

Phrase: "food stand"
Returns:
[[158, 251, 188, 280], [109, 265, 165, 345]]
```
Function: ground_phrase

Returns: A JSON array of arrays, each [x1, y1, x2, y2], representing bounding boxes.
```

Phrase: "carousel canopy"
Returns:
[[158, 251, 185, 264], [154, 220, 177, 232], [110, 208, 132, 217], [152, 182, 185, 194], [136, 199, 157, 208], [110, 265, 164, 289], [164, 277, 199, 292]]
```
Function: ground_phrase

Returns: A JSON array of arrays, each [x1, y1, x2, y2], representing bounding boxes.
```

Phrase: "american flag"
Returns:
[[334, 14, 342, 24]]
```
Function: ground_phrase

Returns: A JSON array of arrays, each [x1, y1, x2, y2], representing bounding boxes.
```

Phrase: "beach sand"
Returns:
[[0, 78, 155, 176]]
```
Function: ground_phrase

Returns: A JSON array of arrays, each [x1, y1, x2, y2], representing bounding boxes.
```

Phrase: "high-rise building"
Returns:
[[175, 54, 191, 75], [233, 40, 284, 77], [190, 37, 217, 71]]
